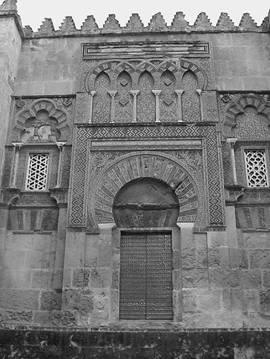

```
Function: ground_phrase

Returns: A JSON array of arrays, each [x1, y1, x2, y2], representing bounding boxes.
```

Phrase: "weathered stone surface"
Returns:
[[63, 289, 93, 315], [72, 268, 90, 288], [229, 248, 248, 269], [182, 269, 209, 288], [40, 290, 62, 311], [249, 249, 270, 268], [0, 289, 39, 310], [210, 268, 240, 288], [240, 270, 261, 289], [260, 290, 270, 313]]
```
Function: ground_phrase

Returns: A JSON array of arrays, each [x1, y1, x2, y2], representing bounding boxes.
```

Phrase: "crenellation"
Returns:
[[216, 12, 236, 31], [124, 13, 144, 32], [170, 11, 190, 32], [239, 13, 259, 31], [147, 12, 168, 32], [58, 16, 77, 34], [15, 11, 270, 38], [23, 25, 33, 37], [193, 12, 213, 31], [81, 15, 99, 34], [102, 14, 121, 33], [37, 18, 55, 35]]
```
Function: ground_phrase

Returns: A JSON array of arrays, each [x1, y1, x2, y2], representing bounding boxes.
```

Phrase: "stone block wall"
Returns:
[[0, 232, 65, 327]]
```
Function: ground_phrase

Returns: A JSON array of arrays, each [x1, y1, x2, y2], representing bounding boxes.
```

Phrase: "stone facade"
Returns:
[[1, 0, 270, 356]]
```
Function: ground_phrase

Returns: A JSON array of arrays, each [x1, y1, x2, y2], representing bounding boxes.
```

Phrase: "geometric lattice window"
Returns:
[[25, 154, 49, 191], [244, 149, 269, 188]]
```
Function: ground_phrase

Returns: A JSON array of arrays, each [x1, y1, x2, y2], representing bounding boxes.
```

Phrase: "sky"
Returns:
[[16, 0, 270, 31]]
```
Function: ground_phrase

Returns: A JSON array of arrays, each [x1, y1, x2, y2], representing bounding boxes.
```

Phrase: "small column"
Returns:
[[56, 142, 66, 188], [130, 90, 140, 123], [108, 90, 117, 123], [152, 90, 161, 123], [10, 143, 22, 188], [227, 138, 238, 185], [196, 89, 204, 121], [88, 91, 96, 124], [175, 90, 185, 122]]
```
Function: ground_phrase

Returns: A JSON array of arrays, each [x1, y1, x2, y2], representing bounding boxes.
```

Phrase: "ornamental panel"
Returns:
[[68, 124, 225, 230]]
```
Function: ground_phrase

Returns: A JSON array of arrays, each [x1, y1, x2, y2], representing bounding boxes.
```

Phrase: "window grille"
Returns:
[[244, 149, 268, 188], [26, 154, 49, 191]]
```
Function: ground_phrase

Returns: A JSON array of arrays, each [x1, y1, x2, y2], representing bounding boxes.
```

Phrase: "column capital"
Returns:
[[11, 142, 23, 150], [227, 138, 237, 146], [152, 90, 162, 96], [130, 90, 140, 96], [56, 142, 66, 150], [108, 90, 117, 97]]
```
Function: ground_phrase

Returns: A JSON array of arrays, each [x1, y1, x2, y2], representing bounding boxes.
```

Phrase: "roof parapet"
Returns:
[[23, 11, 270, 38]]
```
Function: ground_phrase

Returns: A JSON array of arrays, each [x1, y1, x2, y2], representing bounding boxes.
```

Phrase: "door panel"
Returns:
[[120, 232, 173, 320]]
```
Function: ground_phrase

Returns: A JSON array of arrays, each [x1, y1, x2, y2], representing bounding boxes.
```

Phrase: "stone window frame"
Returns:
[[240, 144, 270, 189], [111, 225, 182, 326]]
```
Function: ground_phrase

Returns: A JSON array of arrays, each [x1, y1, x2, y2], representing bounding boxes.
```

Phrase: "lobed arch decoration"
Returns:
[[13, 99, 70, 143], [224, 94, 270, 138], [84, 58, 207, 92], [84, 59, 207, 123], [87, 152, 203, 230]]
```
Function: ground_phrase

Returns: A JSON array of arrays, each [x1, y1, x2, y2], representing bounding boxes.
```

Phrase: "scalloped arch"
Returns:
[[16, 99, 68, 127], [225, 95, 270, 128], [14, 99, 70, 141], [88, 152, 203, 229]]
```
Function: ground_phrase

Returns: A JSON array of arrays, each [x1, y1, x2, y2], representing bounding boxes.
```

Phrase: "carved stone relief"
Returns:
[[12, 97, 74, 143], [93, 72, 111, 123], [88, 152, 202, 229], [160, 70, 177, 122], [220, 93, 270, 139], [115, 71, 133, 123], [69, 124, 225, 230], [83, 59, 208, 124], [182, 71, 201, 122], [137, 71, 155, 122]]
